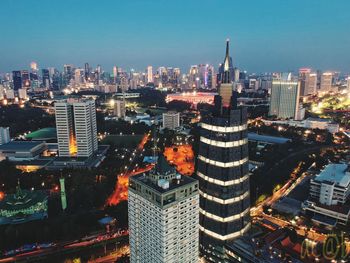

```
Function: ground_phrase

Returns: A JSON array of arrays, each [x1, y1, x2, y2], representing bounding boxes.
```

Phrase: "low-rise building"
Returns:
[[0, 141, 47, 161], [162, 111, 180, 130], [302, 163, 350, 227]]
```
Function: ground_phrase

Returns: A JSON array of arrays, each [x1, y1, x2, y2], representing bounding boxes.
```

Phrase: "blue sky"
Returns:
[[0, 0, 349, 73]]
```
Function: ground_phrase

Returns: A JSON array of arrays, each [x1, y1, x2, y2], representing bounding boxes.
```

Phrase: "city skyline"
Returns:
[[1, 0, 350, 73]]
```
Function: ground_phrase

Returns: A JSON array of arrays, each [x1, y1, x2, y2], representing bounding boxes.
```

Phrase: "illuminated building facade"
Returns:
[[320, 72, 333, 92], [269, 73, 301, 120], [196, 41, 250, 262], [128, 155, 199, 263], [218, 40, 234, 106], [55, 99, 98, 157]]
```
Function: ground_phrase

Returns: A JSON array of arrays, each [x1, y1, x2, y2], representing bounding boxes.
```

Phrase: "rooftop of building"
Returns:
[[131, 155, 197, 194], [248, 133, 291, 144], [0, 184, 48, 211], [25, 128, 57, 141], [314, 163, 350, 187], [0, 141, 45, 152]]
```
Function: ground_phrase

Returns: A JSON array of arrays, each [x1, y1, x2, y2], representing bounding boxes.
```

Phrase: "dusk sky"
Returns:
[[1, 0, 350, 73]]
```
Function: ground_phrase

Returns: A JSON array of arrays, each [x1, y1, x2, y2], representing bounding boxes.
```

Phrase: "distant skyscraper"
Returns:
[[55, 99, 98, 158], [320, 72, 333, 92], [21, 70, 30, 88], [12, 71, 22, 90], [128, 155, 199, 263], [269, 73, 301, 120], [196, 42, 250, 262], [0, 127, 10, 145], [147, 66, 153, 83], [84, 63, 90, 81], [347, 76, 350, 91], [30, 62, 38, 72], [299, 68, 311, 96], [308, 73, 318, 95], [42, 69, 51, 88]]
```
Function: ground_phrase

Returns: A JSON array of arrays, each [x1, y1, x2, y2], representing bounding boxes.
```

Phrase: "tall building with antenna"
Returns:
[[196, 40, 250, 262]]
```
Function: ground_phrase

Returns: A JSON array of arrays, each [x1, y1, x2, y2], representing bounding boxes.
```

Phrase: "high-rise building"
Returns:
[[0, 127, 10, 145], [30, 62, 38, 72], [196, 41, 250, 262], [269, 73, 301, 120], [320, 72, 333, 92], [308, 73, 318, 95], [162, 111, 180, 130], [113, 99, 126, 118], [84, 63, 90, 81], [12, 71, 22, 91], [21, 70, 31, 88], [347, 76, 350, 91], [147, 66, 153, 83], [42, 69, 51, 88], [299, 68, 311, 96], [128, 155, 199, 263], [55, 99, 98, 158]]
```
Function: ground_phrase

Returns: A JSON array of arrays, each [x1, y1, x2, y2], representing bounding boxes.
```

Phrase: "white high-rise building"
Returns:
[[308, 73, 318, 95], [55, 99, 98, 158], [128, 155, 199, 263], [113, 99, 126, 118], [162, 111, 180, 130], [147, 66, 153, 83], [269, 73, 301, 120], [0, 127, 10, 145], [320, 72, 333, 92]]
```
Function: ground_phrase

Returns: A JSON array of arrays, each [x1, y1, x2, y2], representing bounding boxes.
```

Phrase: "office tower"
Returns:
[[233, 67, 240, 82], [0, 127, 10, 145], [147, 66, 153, 83], [308, 73, 318, 95], [302, 163, 350, 226], [174, 68, 181, 87], [189, 65, 199, 89], [269, 73, 301, 120], [5, 89, 15, 99], [162, 111, 180, 130], [196, 42, 250, 262], [63, 64, 73, 84], [30, 62, 38, 71], [218, 40, 234, 106], [55, 99, 98, 158], [299, 68, 311, 96], [320, 72, 333, 92], [347, 76, 350, 91], [42, 69, 51, 88], [114, 99, 126, 118], [12, 71, 22, 90], [113, 66, 118, 83], [84, 63, 90, 81], [18, 88, 27, 100], [128, 155, 199, 263], [21, 70, 30, 88], [207, 65, 215, 89], [74, 69, 83, 85]]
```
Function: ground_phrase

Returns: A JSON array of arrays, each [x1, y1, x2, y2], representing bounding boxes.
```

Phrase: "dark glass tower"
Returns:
[[12, 70, 22, 90], [196, 41, 250, 262]]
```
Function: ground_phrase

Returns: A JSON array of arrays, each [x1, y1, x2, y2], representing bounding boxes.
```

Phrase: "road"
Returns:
[[0, 229, 129, 263]]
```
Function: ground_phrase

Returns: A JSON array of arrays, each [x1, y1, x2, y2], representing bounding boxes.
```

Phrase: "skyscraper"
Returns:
[[196, 41, 250, 262], [299, 68, 311, 96], [147, 66, 153, 83], [217, 39, 234, 86], [42, 69, 51, 88], [128, 155, 199, 263], [308, 73, 318, 95], [320, 72, 333, 92], [84, 63, 90, 81], [12, 71, 22, 90], [55, 99, 98, 158], [21, 70, 31, 88], [269, 73, 301, 120], [0, 127, 10, 145]]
